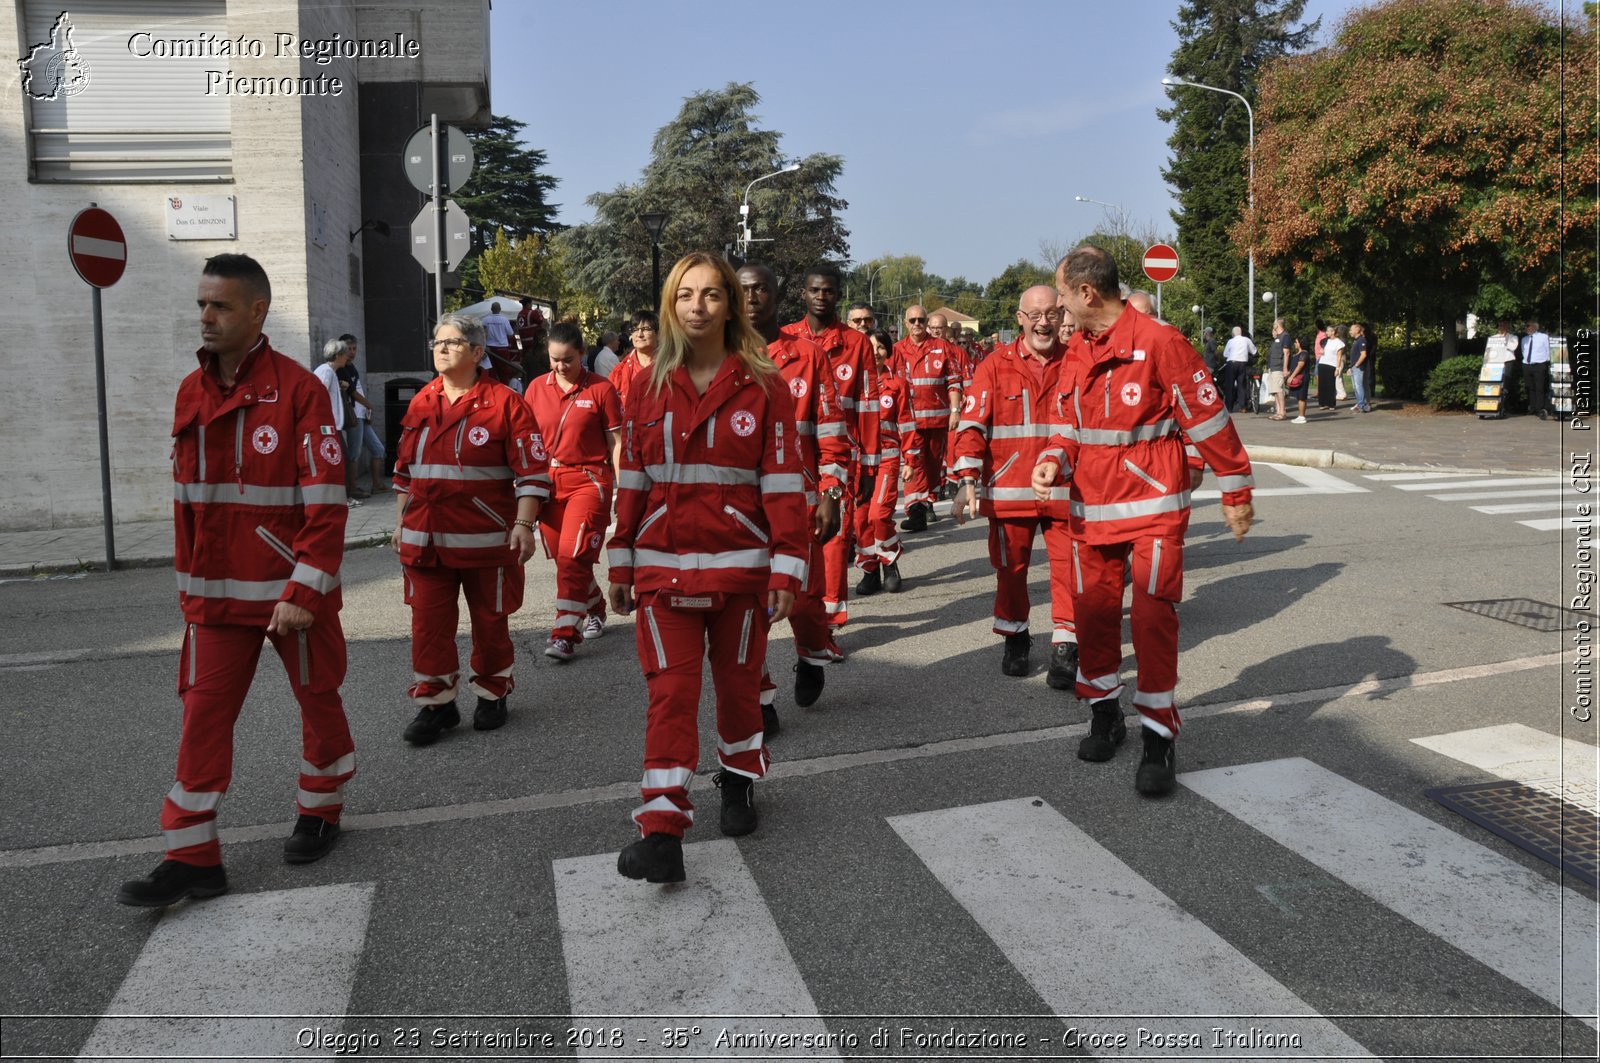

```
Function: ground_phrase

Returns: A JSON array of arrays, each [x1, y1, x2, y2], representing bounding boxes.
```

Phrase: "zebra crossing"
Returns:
[[1364, 471, 1574, 531], [56, 725, 1596, 1060]]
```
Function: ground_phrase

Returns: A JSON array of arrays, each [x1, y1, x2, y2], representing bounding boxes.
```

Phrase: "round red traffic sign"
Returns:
[[1142, 243, 1179, 284], [68, 207, 127, 288]]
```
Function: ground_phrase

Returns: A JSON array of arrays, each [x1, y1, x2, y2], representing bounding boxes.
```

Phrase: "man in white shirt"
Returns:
[[1221, 326, 1257, 412], [592, 331, 620, 378], [1521, 320, 1553, 419], [313, 339, 360, 505], [480, 302, 520, 390]]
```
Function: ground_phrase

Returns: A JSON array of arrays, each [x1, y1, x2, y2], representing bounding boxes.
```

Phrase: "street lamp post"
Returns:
[[1162, 75, 1255, 338], [739, 162, 801, 259], [866, 262, 890, 310], [1073, 194, 1129, 236], [1192, 303, 1205, 340], [640, 211, 668, 305]]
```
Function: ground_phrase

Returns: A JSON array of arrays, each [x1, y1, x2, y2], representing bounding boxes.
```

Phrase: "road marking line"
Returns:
[[889, 798, 1375, 1055], [1364, 472, 1472, 481], [1182, 759, 1598, 1029], [77, 882, 374, 1057], [1471, 502, 1570, 514], [1517, 517, 1569, 531], [1412, 723, 1598, 814], [1426, 488, 1566, 502], [0, 653, 1564, 870], [1395, 477, 1563, 491], [554, 840, 837, 1058], [1195, 462, 1369, 500]]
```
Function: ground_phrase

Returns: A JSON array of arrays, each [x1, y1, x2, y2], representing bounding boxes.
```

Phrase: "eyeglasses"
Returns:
[[631, 325, 657, 334], [428, 337, 472, 351], [907, 316, 927, 324], [848, 317, 874, 326], [1020, 310, 1063, 324]]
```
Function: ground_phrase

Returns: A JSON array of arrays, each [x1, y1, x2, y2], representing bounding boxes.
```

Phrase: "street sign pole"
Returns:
[[1156, 283, 1162, 320], [431, 112, 445, 324], [70, 203, 128, 572], [90, 282, 114, 571]]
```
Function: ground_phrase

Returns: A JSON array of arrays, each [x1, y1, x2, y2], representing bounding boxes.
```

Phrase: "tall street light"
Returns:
[[640, 211, 668, 306], [1073, 194, 1129, 236], [866, 262, 890, 309], [739, 162, 801, 259], [1192, 303, 1205, 339], [1162, 74, 1255, 337]]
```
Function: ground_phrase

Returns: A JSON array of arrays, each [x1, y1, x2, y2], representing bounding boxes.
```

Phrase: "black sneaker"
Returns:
[[617, 832, 685, 883], [1046, 642, 1079, 691], [403, 701, 459, 746], [1135, 728, 1177, 796], [882, 561, 903, 593], [1001, 632, 1032, 676], [283, 814, 341, 864], [794, 660, 825, 707], [762, 702, 781, 738], [855, 568, 882, 596], [713, 770, 758, 837], [116, 859, 228, 908], [473, 695, 508, 731], [899, 504, 927, 533], [1077, 698, 1128, 762]]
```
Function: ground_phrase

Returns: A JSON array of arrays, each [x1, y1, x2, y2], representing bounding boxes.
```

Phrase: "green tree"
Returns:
[[449, 114, 562, 305], [1159, 0, 1320, 336], [982, 259, 1052, 334], [562, 83, 849, 319], [1246, 0, 1598, 356]]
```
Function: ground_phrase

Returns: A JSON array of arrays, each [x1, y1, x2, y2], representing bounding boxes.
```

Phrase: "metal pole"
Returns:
[[431, 112, 445, 323], [91, 284, 116, 570], [651, 241, 661, 310], [1156, 282, 1163, 320]]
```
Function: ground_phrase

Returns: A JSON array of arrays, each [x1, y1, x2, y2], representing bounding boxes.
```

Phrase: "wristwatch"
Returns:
[[822, 485, 844, 501]]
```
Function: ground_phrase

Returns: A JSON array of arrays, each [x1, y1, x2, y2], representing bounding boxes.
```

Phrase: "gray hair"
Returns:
[[321, 338, 349, 362], [435, 312, 486, 348]]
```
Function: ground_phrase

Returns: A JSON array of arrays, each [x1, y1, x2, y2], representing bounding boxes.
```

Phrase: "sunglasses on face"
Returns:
[[907, 317, 927, 324]]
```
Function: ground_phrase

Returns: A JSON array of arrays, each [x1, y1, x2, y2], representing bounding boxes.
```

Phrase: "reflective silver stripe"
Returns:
[[988, 486, 1071, 501], [736, 608, 754, 666], [177, 482, 300, 506], [818, 462, 849, 482], [1216, 474, 1254, 492], [196, 424, 207, 480], [297, 788, 343, 809], [993, 618, 1028, 634], [1149, 538, 1163, 596], [255, 525, 296, 564], [234, 410, 246, 472], [399, 527, 431, 546], [634, 548, 770, 571], [304, 432, 317, 477], [1039, 447, 1067, 465], [1185, 408, 1232, 444], [632, 795, 693, 824], [618, 469, 651, 491], [302, 753, 356, 776], [988, 423, 1053, 440], [775, 420, 783, 464], [431, 531, 509, 549], [164, 822, 218, 850], [706, 413, 715, 448], [771, 553, 807, 581], [1021, 388, 1032, 428], [304, 484, 346, 505], [1075, 420, 1179, 445], [955, 419, 986, 435], [760, 473, 805, 493], [1082, 671, 1123, 694], [1132, 688, 1175, 709], [290, 562, 338, 594], [951, 456, 984, 473], [725, 505, 769, 543], [514, 481, 550, 499], [471, 496, 508, 527], [663, 411, 675, 467], [1071, 491, 1191, 522], [1072, 541, 1083, 594], [1172, 383, 1194, 420], [815, 422, 847, 437], [165, 783, 222, 813], [1123, 459, 1168, 493], [643, 606, 668, 670], [638, 504, 668, 538], [607, 547, 635, 569], [989, 453, 1018, 484], [642, 767, 694, 791], [718, 732, 764, 756], [794, 419, 817, 436], [496, 566, 504, 613], [406, 464, 515, 481], [644, 463, 759, 486], [555, 597, 589, 613], [175, 572, 287, 601], [186, 623, 197, 685], [296, 629, 309, 685], [912, 406, 950, 418]]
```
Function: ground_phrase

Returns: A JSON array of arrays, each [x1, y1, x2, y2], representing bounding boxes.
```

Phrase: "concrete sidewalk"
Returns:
[[0, 401, 1582, 579]]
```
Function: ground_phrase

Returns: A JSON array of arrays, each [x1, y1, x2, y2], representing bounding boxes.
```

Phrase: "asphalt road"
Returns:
[[1, 464, 1594, 1061]]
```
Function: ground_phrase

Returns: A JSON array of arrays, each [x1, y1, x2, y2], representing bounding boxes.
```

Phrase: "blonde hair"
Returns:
[[648, 251, 778, 395]]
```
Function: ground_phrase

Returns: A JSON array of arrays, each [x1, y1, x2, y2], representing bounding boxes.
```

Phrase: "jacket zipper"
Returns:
[[233, 411, 246, 493], [1172, 383, 1194, 420], [1020, 388, 1031, 427], [1149, 538, 1164, 596], [724, 505, 770, 543], [296, 630, 310, 686], [255, 525, 297, 565], [707, 413, 716, 448], [304, 433, 318, 477], [1123, 458, 1167, 493], [187, 623, 198, 686], [1103, 372, 1112, 417], [638, 504, 668, 538], [471, 496, 508, 527], [516, 437, 528, 468], [453, 419, 469, 468], [737, 607, 754, 666], [197, 424, 208, 481], [774, 420, 784, 465]]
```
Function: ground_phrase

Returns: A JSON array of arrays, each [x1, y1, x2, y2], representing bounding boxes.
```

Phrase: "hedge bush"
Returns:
[[1379, 335, 1487, 401], [1423, 355, 1485, 411]]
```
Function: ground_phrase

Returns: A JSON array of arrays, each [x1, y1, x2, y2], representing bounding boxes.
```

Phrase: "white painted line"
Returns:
[[1365, 472, 1471, 481], [1395, 476, 1562, 491], [1182, 759, 1598, 1029], [71, 234, 126, 260], [1517, 517, 1569, 531], [554, 840, 837, 1058], [1194, 462, 1368, 500], [889, 798, 1374, 1056], [1412, 723, 1599, 814], [1471, 502, 1570, 515], [78, 882, 374, 1057], [1427, 488, 1566, 502], [0, 652, 1566, 870]]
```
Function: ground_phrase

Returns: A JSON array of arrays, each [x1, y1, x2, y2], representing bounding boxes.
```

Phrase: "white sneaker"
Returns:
[[544, 638, 575, 661], [581, 616, 605, 641], [1292, 416, 1307, 424]]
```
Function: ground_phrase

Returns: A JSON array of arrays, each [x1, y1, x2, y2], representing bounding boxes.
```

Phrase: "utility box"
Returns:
[[385, 377, 428, 474]]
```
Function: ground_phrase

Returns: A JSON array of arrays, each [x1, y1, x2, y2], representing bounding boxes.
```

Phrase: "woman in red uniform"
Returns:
[[393, 313, 549, 746], [523, 321, 623, 660], [607, 251, 809, 883]]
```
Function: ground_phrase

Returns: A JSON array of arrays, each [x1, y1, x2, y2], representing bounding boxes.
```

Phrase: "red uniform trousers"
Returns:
[[404, 563, 524, 704], [820, 493, 853, 627], [903, 427, 948, 509], [1072, 537, 1184, 738], [163, 619, 355, 867], [989, 516, 1076, 644], [759, 527, 831, 709], [538, 465, 610, 641], [853, 463, 903, 571], [634, 592, 771, 838]]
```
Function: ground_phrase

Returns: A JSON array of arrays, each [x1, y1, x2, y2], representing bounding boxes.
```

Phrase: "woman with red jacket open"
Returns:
[[607, 251, 809, 884]]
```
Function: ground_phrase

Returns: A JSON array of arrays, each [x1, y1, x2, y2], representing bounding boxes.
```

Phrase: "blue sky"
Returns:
[[489, 0, 1359, 283]]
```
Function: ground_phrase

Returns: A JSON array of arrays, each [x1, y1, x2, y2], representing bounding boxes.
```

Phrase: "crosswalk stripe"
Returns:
[[1182, 758, 1598, 1028], [1426, 487, 1564, 502], [1195, 462, 1368, 500], [1413, 723, 1599, 814], [553, 840, 838, 1058], [1471, 502, 1569, 514], [888, 797, 1376, 1056], [1394, 476, 1562, 491], [1364, 471, 1472, 481], [1517, 517, 1569, 531], [77, 882, 374, 1058]]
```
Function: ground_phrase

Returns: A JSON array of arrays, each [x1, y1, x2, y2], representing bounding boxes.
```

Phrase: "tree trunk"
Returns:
[[1441, 315, 1458, 360]]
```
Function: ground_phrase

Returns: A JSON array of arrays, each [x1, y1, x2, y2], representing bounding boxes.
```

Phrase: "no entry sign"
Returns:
[[69, 207, 127, 288], [1142, 243, 1179, 284]]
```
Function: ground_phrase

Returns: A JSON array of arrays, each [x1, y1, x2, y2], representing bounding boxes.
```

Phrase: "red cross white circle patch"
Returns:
[[251, 425, 278, 454], [880, 393, 894, 410], [1121, 382, 1142, 407], [730, 410, 757, 437], [468, 426, 489, 447], [790, 377, 808, 399], [963, 394, 977, 413], [528, 434, 547, 462], [319, 437, 343, 465], [1197, 383, 1220, 406], [835, 363, 853, 382]]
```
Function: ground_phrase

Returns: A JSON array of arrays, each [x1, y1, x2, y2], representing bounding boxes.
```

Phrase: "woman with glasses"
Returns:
[[607, 251, 808, 884], [391, 313, 550, 746], [610, 310, 659, 416]]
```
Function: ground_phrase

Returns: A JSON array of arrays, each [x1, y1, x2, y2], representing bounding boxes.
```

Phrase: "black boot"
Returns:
[[714, 770, 758, 837], [617, 832, 685, 883], [283, 814, 341, 864], [1001, 632, 1032, 676], [403, 701, 459, 746], [899, 503, 927, 533], [473, 695, 508, 731], [855, 567, 882, 596], [1077, 698, 1128, 761], [794, 660, 825, 707], [116, 859, 228, 907], [882, 561, 903, 593], [1046, 642, 1079, 691], [761, 702, 781, 738], [1135, 728, 1177, 796]]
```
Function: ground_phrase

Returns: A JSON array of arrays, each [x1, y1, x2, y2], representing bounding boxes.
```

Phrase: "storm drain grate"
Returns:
[[1444, 597, 1594, 632], [1426, 781, 1598, 887]]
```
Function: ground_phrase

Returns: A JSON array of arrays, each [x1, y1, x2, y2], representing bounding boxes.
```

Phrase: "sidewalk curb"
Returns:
[[1243, 444, 1554, 477], [0, 531, 393, 581]]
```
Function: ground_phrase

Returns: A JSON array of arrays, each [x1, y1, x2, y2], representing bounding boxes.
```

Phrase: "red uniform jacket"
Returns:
[[1039, 306, 1254, 544], [779, 318, 873, 447], [891, 336, 964, 430], [172, 336, 348, 625], [951, 337, 1072, 519], [608, 359, 809, 598], [523, 370, 623, 472], [393, 376, 550, 568], [857, 369, 911, 474], [769, 334, 850, 501], [611, 351, 654, 415]]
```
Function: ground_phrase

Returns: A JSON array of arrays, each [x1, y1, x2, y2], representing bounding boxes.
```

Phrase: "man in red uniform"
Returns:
[[742, 263, 848, 718], [118, 254, 354, 908], [1032, 246, 1255, 796], [515, 297, 548, 378], [951, 285, 1077, 683], [853, 328, 911, 595], [779, 265, 871, 642], [893, 304, 963, 532], [523, 322, 623, 659], [928, 312, 973, 495]]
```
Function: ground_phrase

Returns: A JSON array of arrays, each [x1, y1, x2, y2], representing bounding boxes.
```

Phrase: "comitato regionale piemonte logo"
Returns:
[[18, 11, 92, 100]]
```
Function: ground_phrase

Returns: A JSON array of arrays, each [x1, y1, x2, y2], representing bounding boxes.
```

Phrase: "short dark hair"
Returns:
[[847, 301, 873, 316], [547, 322, 584, 350], [338, 333, 357, 344], [739, 260, 778, 288], [1059, 245, 1119, 298], [804, 264, 843, 289], [868, 327, 894, 353], [629, 309, 659, 331], [202, 253, 271, 305]]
